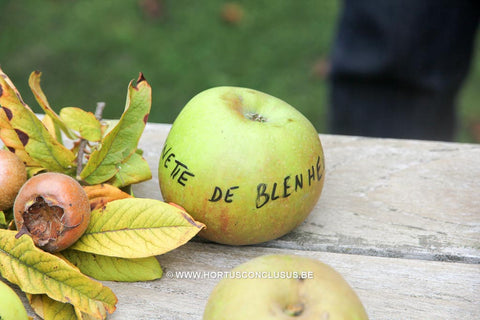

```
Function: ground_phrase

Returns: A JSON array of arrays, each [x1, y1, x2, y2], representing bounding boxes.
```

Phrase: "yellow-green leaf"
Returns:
[[28, 293, 101, 320], [42, 114, 64, 144], [79, 73, 151, 184], [0, 230, 117, 318], [26, 166, 46, 178], [62, 249, 163, 282], [70, 198, 205, 258], [27, 294, 78, 320], [60, 107, 102, 142], [108, 152, 152, 187], [75, 308, 102, 320], [0, 99, 40, 166], [0, 68, 76, 174], [100, 119, 119, 138], [28, 71, 75, 140], [0, 208, 13, 229], [83, 183, 133, 211], [0, 211, 5, 228]]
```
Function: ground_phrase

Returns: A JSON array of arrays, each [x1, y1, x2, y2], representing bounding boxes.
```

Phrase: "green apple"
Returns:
[[158, 87, 325, 245], [0, 280, 29, 320], [203, 254, 368, 320]]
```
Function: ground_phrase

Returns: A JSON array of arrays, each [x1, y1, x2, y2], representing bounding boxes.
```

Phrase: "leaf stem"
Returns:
[[76, 102, 106, 181], [94, 101, 106, 121]]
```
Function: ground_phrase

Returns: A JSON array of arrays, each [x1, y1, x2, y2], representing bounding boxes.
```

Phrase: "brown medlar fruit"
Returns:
[[14, 172, 91, 252], [0, 149, 27, 211]]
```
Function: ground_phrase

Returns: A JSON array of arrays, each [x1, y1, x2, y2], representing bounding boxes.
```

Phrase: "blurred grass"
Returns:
[[0, 0, 478, 142], [458, 36, 480, 143]]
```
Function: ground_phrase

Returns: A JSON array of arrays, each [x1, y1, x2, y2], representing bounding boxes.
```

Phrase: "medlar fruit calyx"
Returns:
[[14, 172, 91, 252]]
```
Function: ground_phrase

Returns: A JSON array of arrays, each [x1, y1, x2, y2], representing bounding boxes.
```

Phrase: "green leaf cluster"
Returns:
[[0, 67, 152, 187], [0, 230, 117, 319], [0, 69, 206, 319], [0, 198, 205, 319]]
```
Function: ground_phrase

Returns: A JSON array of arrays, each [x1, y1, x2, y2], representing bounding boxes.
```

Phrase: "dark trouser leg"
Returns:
[[328, 0, 480, 141]]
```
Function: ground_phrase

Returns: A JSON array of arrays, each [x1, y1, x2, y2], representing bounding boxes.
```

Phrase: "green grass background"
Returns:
[[1, 0, 478, 142]]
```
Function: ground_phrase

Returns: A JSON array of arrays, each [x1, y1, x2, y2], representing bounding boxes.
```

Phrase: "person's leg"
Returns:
[[328, 0, 480, 141]]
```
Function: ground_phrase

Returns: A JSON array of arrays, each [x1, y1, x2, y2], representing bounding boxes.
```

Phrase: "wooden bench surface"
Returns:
[[11, 122, 480, 319]]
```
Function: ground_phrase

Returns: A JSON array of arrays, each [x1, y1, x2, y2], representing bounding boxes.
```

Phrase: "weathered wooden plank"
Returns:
[[4, 122, 479, 319], [14, 242, 480, 319], [134, 123, 480, 263]]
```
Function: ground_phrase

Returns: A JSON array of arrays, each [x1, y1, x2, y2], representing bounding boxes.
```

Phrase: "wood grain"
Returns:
[[14, 242, 478, 319], [115, 243, 480, 319], [134, 123, 480, 263], [12, 242, 480, 319], [3, 122, 479, 319]]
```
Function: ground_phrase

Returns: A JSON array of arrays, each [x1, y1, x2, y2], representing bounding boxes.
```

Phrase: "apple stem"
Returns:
[[245, 112, 267, 123]]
